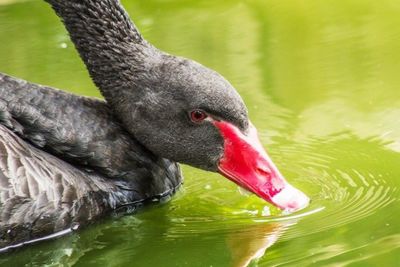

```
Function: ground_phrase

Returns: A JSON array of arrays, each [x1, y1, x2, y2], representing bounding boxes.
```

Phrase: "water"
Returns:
[[1, 0, 400, 266]]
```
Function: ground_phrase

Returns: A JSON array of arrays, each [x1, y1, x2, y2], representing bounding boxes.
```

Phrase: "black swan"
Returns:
[[0, 0, 309, 250]]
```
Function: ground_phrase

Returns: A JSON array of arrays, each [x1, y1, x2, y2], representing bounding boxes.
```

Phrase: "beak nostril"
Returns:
[[256, 166, 271, 176]]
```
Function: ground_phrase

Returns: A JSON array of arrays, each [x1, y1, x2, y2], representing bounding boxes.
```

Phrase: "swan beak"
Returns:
[[214, 121, 310, 212]]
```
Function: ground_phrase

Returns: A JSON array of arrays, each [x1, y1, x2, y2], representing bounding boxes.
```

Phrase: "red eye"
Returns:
[[190, 110, 207, 123]]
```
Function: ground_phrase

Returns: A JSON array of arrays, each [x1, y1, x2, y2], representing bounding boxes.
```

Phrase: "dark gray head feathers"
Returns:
[[46, 0, 249, 171]]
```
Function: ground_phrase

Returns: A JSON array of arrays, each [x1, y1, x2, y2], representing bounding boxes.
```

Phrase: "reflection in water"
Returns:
[[0, 214, 296, 267], [227, 223, 288, 267]]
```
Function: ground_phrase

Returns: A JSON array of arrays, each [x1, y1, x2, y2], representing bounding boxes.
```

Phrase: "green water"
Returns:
[[1, 0, 400, 266]]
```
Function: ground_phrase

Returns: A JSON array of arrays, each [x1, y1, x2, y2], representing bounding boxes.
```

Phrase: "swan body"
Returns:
[[0, 73, 181, 249]]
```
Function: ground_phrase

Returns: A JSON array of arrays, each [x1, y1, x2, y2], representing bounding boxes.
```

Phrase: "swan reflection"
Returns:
[[227, 222, 291, 267]]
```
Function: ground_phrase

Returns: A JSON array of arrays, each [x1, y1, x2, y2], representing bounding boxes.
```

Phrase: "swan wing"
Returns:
[[0, 125, 116, 248]]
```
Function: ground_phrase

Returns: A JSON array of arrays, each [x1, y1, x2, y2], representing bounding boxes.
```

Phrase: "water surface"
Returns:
[[0, 0, 399, 266]]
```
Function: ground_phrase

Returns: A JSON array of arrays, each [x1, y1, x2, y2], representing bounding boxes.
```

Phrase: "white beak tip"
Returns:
[[271, 183, 310, 213]]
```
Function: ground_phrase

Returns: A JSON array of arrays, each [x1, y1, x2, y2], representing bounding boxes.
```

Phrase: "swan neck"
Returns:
[[45, 0, 157, 100]]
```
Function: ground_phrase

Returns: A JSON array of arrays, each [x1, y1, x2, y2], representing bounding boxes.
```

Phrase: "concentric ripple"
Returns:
[[137, 130, 399, 266], [281, 134, 398, 237]]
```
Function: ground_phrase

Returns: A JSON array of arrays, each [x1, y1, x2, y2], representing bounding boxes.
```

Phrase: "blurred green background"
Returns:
[[0, 0, 399, 266]]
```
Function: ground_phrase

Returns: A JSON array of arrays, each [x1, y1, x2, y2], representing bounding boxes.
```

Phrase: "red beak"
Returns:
[[214, 121, 310, 212]]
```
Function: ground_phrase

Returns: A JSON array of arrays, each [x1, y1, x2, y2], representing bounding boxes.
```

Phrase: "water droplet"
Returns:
[[261, 206, 271, 216], [238, 186, 252, 196], [71, 223, 80, 231], [282, 209, 292, 215]]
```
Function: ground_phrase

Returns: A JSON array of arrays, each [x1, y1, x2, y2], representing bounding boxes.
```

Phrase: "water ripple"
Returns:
[[161, 132, 399, 266]]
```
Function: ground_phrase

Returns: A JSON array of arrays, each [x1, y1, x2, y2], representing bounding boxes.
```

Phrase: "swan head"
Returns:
[[115, 53, 309, 212]]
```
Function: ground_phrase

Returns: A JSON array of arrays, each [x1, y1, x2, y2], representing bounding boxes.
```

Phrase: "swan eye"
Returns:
[[190, 110, 207, 123]]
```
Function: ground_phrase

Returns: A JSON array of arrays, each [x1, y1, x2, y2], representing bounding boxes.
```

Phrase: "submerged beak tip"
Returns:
[[271, 184, 310, 212]]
